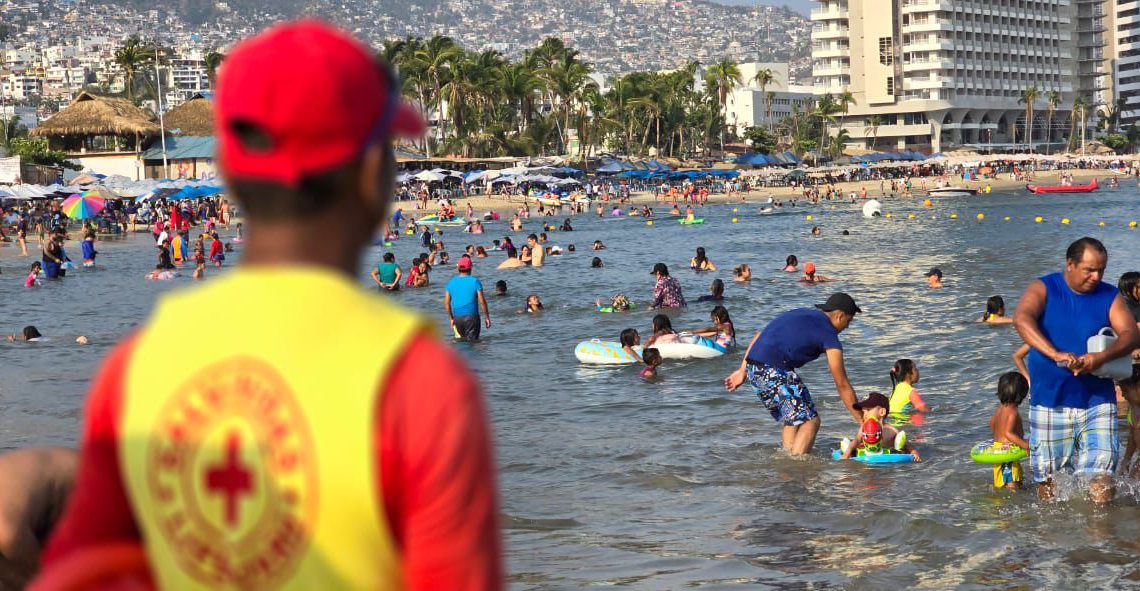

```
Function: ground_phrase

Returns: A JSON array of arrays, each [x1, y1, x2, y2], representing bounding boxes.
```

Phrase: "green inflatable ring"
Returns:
[[969, 441, 1028, 465]]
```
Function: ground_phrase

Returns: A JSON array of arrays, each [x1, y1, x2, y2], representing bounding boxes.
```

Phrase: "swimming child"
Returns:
[[799, 262, 834, 283], [592, 257, 603, 268], [840, 392, 921, 461], [592, 240, 606, 250], [620, 328, 644, 363], [146, 265, 177, 281], [1118, 369, 1140, 478], [524, 294, 544, 313], [690, 305, 736, 349], [733, 264, 751, 283], [696, 278, 725, 302], [987, 372, 1030, 488], [597, 294, 633, 312], [25, 262, 40, 288], [888, 359, 929, 414], [193, 235, 206, 280], [783, 255, 798, 272], [494, 280, 508, 296], [640, 348, 662, 379], [979, 295, 1014, 324], [80, 234, 97, 267], [644, 314, 680, 346]]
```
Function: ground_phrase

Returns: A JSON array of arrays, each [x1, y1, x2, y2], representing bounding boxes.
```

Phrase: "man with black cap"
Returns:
[[39, 20, 501, 589], [724, 293, 864, 455]]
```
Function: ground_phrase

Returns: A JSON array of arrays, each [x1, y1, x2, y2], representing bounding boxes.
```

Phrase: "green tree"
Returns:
[[864, 115, 883, 151], [7, 137, 81, 169], [742, 126, 776, 153], [1045, 90, 1060, 153], [1019, 86, 1038, 151], [1100, 133, 1129, 152], [409, 35, 462, 155], [705, 59, 742, 148], [751, 68, 778, 129], [113, 35, 155, 103], [204, 50, 224, 90]]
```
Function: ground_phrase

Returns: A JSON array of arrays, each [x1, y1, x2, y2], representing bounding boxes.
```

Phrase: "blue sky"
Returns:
[[711, 0, 811, 16]]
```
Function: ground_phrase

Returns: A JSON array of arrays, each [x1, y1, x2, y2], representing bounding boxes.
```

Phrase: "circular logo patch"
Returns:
[[147, 357, 318, 587]]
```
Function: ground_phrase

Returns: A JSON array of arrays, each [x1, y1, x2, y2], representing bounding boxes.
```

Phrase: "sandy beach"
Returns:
[[412, 168, 1118, 218]]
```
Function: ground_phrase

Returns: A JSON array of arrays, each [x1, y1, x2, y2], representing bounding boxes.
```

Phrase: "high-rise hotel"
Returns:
[[811, 0, 1110, 152]]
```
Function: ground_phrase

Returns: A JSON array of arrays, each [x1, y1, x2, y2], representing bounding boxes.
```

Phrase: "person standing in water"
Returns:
[[724, 293, 863, 455], [1014, 237, 1139, 503], [39, 21, 502, 589]]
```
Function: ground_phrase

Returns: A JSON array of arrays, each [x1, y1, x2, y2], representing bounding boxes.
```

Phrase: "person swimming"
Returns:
[[733, 264, 752, 283], [644, 314, 680, 346], [888, 359, 929, 414], [980, 295, 1014, 324], [690, 305, 736, 349], [620, 327, 644, 363], [640, 348, 662, 380], [783, 255, 798, 273], [524, 294, 544, 313], [690, 247, 716, 271], [799, 262, 834, 283], [592, 257, 603, 268], [696, 278, 725, 302]]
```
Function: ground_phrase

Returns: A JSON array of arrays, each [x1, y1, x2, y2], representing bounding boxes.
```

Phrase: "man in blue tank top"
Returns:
[[724, 293, 864, 455], [1014, 237, 1139, 503]]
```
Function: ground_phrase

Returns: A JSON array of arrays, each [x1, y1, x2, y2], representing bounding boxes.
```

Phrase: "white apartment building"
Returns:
[[812, 0, 1079, 153], [726, 84, 817, 131], [164, 57, 210, 107], [1, 75, 43, 100], [1115, 0, 1140, 125], [43, 65, 87, 98]]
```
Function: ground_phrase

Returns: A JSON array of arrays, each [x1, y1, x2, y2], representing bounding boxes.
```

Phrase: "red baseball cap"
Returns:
[[216, 20, 425, 186], [457, 256, 472, 271]]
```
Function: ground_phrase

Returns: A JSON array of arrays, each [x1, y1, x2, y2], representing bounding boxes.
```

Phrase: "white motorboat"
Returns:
[[927, 186, 978, 197]]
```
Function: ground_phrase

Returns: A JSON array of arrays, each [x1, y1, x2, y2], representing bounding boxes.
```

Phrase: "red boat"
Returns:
[[1025, 178, 1098, 194]]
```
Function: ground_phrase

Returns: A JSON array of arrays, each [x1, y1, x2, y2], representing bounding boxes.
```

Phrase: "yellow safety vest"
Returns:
[[889, 382, 914, 414], [120, 267, 420, 590]]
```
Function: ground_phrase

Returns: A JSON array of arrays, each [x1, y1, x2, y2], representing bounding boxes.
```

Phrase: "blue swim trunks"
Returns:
[[746, 363, 818, 426]]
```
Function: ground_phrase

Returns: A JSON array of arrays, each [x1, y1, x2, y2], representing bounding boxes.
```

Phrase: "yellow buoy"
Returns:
[[732, 217, 738, 223], [908, 213, 916, 219], [885, 213, 892, 219], [923, 199, 932, 208], [1131, 221, 1138, 228], [1035, 216, 1043, 223], [1098, 221, 1106, 227], [950, 213, 958, 219], [732, 208, 738, 213], [647, 220, 653, 226], [1004, 216, 1011, 221], [976, 213, 984, 221], [806, 215, 813, 221], [1061, 218, 1070, 225]]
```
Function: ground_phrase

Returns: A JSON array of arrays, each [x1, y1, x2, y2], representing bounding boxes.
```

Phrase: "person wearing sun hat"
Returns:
[[38, 20, 502, 590], [724, 292, 865, 455]]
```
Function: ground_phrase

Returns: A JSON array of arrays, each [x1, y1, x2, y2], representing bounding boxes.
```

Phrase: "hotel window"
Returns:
[[887, 77, 895, 95], [880, 37, 894, 65]]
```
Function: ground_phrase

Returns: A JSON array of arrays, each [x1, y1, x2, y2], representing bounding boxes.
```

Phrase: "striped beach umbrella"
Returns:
[[60, 191, 107, 219]]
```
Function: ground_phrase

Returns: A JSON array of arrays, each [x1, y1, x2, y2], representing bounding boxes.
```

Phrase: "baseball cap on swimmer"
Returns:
[[457, 257, 472, 271], [650, 262, 669, 275], [216, 20, 426, 186], [925, 267, 943, 278], [816, 292, 862, 315], [853, 392, 890, 412]]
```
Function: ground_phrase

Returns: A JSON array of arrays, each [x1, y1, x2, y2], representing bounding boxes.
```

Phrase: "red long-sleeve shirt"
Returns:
[[42, 333, 503, 590]]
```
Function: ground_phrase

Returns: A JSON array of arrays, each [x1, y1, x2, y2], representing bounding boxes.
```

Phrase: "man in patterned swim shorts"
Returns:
[[724, 293, 864, 455], [1014, 237, 1139, 503]]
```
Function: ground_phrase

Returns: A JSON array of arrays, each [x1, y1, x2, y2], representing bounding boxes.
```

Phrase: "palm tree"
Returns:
[[837, 88, 856, 129], [1045, 90, 1060, 154], [829, 128, 851, 159], [410, 35, 462, 154], [545, 52, 591, 154], [1019, 86, 1039, 152], [500, 62, 541, 134], [1068, 96, 1087, 153], [864, 114, 883, 151], [113, 36, 154, 103], [812, 93, 841, 163], [204, 50, 224, 91], [705, 59, 742, 148], [751, 68, 778, 129]]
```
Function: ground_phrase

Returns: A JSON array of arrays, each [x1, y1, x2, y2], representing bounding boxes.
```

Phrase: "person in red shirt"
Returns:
[[208, 231, 224, 267], [36, 20, 502, 591]]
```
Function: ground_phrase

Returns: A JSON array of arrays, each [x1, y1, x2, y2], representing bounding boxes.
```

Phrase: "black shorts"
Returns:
[[453, 314, 481, 342]]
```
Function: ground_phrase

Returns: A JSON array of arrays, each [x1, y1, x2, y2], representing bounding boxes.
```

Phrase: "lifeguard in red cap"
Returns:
[[36, 20, 502, 591]]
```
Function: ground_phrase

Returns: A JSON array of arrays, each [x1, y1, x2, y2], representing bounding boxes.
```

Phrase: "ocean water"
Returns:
[[4, 184, 1140, 589]]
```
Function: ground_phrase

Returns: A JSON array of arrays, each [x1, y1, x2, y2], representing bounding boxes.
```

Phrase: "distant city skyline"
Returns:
[[710, 0, 810, 16]]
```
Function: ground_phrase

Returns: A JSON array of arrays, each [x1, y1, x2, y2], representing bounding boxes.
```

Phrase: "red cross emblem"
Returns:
[[205, 431, 254, 527]]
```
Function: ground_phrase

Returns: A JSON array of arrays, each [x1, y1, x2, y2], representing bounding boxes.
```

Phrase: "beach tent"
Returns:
[[413, 170, 446, 182]]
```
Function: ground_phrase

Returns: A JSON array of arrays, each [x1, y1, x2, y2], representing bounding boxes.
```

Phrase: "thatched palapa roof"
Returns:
[[163, 93, 214, 137], [31, 91, 161, 138]]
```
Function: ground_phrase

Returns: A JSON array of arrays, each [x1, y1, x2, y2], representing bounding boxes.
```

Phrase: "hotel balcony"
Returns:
[[902, 19, 954, 33], [812, 26, 851, 39], [812, 64, 851, 77], [902, 58, 955, 72], [900, 0, 953, 13], [904, 76, 955, 90], [812, 46, 851, 58], [811, 7, 849, 20]]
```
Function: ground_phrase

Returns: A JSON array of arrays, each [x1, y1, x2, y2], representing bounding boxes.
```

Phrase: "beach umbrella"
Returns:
[[61, 191, 107, 219]]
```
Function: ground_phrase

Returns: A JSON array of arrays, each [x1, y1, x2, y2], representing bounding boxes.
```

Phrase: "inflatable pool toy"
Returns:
[[969, 441, 1027, 465], [832, 449, 914, 463], [597, 303, 638, 313], [861, 200, 882, 218], [679, 218, 705, 225], [418, 214, 467, 227], [575, 340, 641, 364], [575, 334, 726, 364]]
